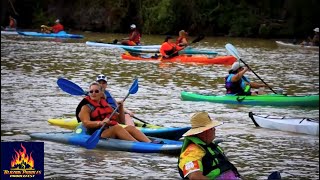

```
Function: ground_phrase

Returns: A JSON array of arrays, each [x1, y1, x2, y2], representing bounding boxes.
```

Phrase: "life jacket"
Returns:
[[75, 96, 117, 123], [225, 74, 250, 95], [176, 37, 187, 46], [52, 23, 64, 33], [178, 136, 240, 179], [129, 30, 141, 44], [160, 42, 176, 56]]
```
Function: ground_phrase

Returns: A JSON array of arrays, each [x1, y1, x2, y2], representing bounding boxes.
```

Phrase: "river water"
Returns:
[[1, 32, 319, 179]]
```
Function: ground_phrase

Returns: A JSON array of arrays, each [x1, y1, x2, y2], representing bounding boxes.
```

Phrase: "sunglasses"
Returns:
[[98, 75, 105, 79], [89, 90, 100, 94]]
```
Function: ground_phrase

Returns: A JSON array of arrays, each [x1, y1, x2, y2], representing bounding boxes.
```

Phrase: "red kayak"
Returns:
[[121, 53, 236, 65]]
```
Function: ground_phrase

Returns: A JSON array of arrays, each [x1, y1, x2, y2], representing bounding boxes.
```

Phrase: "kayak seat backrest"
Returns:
[[74, 123, 90, 135]]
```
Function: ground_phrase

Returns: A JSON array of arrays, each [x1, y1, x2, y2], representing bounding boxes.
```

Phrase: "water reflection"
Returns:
[[1, 33, 319, 179]]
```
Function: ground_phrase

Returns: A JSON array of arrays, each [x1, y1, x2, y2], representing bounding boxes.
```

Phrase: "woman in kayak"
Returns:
[[121, 24, 141, 46], [178, 111, 241, 180], [76, 82, 152, 142], [95, 74, 135, 126], [160, 36, 184, 59], [6, 15, 17, 30], [41, 19, 64, 33], [176, 30, 189, 47], [225, 62, 267, 95]]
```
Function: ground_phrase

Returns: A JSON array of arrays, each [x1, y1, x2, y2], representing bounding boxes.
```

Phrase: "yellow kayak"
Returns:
[[48, 118, 190, 140]]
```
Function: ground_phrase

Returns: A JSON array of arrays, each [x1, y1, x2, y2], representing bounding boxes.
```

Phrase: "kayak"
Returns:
[[248, 112, 319, 136], [121, 53, 236, 65], [1, 30, 19, 35], [275, 41, 319, 50], [85, 41, 161, 49], [48, 118, 191, 140], [122, 46, 218, 55], [30, 124, 182, 155], [17, 31, 84, 39], [180, 91, 319, 107]]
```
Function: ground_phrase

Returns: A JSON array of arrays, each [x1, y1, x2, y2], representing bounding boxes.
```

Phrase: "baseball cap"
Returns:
[[130, 24, 136, 29], [96, 74, 107, 82]]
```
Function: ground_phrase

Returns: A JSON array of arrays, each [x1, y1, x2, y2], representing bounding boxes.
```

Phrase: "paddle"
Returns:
[[84, 78, 139, 149], [160, 34, 206, 60], [56, 78, 149, 124], [225, 43, 277, 94], [190, 34, 205, 44]]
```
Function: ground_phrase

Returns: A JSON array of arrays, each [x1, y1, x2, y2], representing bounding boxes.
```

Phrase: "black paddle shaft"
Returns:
[[239, 58, 277, 94]]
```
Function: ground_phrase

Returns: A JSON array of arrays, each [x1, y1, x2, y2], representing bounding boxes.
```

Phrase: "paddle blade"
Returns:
[[129, 78, 139, 94], [191, 34, 205, 44], [225, 43, 241, 60], [57, 78, 86, 96], [84, 128, 103, 149]]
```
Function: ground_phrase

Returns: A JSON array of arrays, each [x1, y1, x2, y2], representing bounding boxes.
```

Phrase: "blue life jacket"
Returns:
[[225, 74, 250, 95]]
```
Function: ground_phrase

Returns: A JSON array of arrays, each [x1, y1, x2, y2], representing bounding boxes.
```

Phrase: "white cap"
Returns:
[[314, 27, 319, 32], [55, 19, 60, 23], [230, 62, 245, 71], [130, 24, 136, 29], [96, 74, 107, 82]]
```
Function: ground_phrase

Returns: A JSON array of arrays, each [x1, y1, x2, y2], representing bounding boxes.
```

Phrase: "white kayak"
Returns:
[[1, 30, 19, 35], [248, 112, 319, 136], [85, 41, 161, 49], [275, 41, 319, 50]]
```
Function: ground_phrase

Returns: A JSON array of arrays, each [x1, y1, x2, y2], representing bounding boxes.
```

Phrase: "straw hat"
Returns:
[[182, 112, 223, 137]]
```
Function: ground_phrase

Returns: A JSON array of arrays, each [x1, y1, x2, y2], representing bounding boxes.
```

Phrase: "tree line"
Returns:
[[1, 0, 319, 38]]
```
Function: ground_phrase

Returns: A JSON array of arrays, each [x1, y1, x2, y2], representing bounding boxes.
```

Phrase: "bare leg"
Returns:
[[124, 126, 152, 142], [125, 114, 135, 126], [101, 125, 138, 141]]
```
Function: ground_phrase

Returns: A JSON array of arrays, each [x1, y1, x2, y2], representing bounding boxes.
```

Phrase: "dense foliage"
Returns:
[[1, 0, 319, 38]]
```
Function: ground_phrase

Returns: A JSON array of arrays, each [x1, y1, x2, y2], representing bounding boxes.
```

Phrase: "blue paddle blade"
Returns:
[[57, 78, 86, 96], [225, 43, 241, 60], [129, 78, 139, 94], [85, 128, 103, 149]]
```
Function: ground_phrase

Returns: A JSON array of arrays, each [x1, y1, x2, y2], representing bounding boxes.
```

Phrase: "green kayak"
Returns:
[[180, 91, 319, 107]]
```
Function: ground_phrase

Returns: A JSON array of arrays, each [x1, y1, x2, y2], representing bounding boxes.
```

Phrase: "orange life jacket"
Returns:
[[129, 30, 141, 44], [76, 96, 118, 123]]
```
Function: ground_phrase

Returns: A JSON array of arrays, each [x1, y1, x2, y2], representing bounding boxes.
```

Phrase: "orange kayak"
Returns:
[[121, 53, 236, 65]]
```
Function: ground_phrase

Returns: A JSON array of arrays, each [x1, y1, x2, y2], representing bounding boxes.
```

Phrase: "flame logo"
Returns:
[[11, 143, 34, 170]]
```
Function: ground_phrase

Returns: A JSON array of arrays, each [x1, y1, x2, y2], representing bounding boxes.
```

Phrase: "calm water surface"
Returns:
[[1, 32, 319, 179]]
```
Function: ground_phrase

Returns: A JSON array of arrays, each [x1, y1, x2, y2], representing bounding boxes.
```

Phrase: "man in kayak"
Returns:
[[41, 19, 64, 33], [178, 112, 241, 180], [176, 30, 189, 47], [76, 82, 152, 142], [121, 24, 141, 46], [301, 27, 319, 46], [160, 36, 184, 59], [95, 74, 135, 126], [225, 62, 267, 95]]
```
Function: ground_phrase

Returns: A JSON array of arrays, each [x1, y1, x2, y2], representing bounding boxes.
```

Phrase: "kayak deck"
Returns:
[[249, 112, 319, 136], [48, 118, 190, 140], [121, 52, 236, 65], [30, 124, 183, 155], [181, 91, 319, 107]]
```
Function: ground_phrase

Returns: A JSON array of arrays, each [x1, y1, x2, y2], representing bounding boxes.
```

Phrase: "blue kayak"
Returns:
[[47, 117, 191, 140], [122, 46, 218, 55], [30, 124, 182, 154], [86, 41, 161, 49], [18, 31, 84, 39]]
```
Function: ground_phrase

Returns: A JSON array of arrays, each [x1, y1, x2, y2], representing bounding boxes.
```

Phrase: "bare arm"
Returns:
[[250, 82, 267, 89], [231, 67, 249, 82], [116, 101, 126, 124], [79, 105, 103, 128]]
